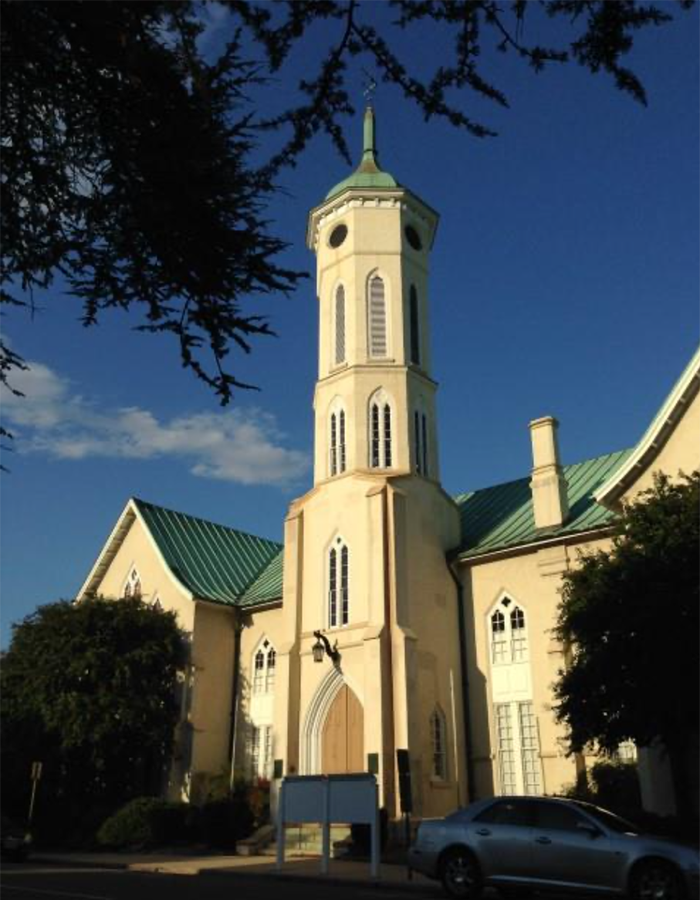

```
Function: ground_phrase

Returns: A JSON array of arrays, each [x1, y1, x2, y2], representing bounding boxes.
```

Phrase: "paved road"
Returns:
[[0, 863, 443, 900]]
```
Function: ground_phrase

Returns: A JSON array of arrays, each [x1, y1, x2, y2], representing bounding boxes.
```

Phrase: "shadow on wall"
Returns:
[[461, 568, 495, 800]]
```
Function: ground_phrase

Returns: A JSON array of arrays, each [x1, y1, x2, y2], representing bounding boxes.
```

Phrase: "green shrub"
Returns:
[[560, 759, 641, 822], [97, 797, 192, 849]]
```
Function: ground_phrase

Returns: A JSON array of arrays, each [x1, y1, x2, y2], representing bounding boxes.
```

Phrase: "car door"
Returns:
[[468, 798, 536, 883], [529, 800, 623, 892]]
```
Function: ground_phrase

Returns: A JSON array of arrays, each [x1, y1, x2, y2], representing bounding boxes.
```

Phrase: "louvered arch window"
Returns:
[[368, 275, 387, 358], [335, 285, 346, 365], [409, 285, 421, 365]]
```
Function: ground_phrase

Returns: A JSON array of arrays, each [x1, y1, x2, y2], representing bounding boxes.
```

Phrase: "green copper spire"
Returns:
[[325, 105, 399, 200], [362, 105, 378, 168]]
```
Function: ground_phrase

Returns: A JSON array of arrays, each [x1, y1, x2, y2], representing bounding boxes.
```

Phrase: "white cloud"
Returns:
[[2, 361, 310, 486]]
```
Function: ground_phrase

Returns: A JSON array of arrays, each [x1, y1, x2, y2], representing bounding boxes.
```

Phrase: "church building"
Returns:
[[78, 107, 700, 821]]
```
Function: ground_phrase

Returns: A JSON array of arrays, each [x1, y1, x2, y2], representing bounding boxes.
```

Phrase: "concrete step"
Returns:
[[263, 824, 352, 858]]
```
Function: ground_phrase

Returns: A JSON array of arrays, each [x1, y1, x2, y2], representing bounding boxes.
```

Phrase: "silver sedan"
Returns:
[[408, 796, 699, 900]]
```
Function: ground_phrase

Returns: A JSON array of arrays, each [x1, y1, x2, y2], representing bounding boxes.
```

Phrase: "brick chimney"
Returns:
[[529, 416, 569, 529]]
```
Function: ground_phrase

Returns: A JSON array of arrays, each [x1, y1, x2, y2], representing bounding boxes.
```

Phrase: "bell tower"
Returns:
[[307, 106, 442, 487], [277, 107, 465, 819]]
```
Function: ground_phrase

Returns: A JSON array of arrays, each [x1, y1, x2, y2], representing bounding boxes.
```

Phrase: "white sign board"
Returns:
[[277, 774, 380, 879]]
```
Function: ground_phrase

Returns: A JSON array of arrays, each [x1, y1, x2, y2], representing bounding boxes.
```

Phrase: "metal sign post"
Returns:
[[397, 749, 413, 880]]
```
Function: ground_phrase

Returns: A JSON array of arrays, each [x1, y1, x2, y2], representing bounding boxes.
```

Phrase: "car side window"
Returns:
[[474, 800, 536, 827], [534, 802, 589, 832]]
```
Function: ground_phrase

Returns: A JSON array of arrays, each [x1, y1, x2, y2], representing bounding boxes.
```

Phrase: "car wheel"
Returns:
[[631, 860, 684, 900], [440, 847, 482, 900]]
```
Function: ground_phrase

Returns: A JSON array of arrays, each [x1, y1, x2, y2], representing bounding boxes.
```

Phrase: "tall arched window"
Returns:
[[414, 409, 429, 476], [334, 285, 346, 365], [368, 275, 387, 358], [339, 410, 346, 472], [252, 639, 277, 694], [123, 567, 142, 600], [409, 285, 421, 365], [329, 538, 349, 628], [430, 706, 447, 780], [490, 597, 529, 665], [329, 400, 347, 477], [369, 389, 392, 469]]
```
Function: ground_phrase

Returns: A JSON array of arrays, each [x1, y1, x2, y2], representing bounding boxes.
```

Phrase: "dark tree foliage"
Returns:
[[554, 472, 699, 819], [0, 597, 186, 833], [1, 0, 692, 402]]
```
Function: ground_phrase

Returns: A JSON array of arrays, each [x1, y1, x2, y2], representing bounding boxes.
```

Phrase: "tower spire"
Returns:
[[360, 105, 380, 172]]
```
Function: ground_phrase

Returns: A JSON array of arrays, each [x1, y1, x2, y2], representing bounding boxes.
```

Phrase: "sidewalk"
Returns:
[[30, 849, 439, 892]]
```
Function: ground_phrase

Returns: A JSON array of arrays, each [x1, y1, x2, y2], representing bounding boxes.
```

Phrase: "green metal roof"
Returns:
[[239, 549, 284, 607], [133, 498, 283, 607], [454, 449, 632, 560], [325, 105, 399, 200]]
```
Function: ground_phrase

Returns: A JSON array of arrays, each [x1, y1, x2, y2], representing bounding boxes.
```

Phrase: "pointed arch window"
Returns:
[[430, 706, 447, 780], [329, 538, 349, 628], [123, 567, 142, 600], [409, 285, 421, 365], [490, 598, 529, 665], [369, 390, 393, 469], [368, 275, 387, 358], [329, 400, 347, 477], [335, 285, 346, 365], [253, 640, 277, 694]]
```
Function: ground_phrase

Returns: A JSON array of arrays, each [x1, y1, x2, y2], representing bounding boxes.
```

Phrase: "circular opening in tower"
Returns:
[[404, 225, 422, 251], [329, 224, 348, 248]]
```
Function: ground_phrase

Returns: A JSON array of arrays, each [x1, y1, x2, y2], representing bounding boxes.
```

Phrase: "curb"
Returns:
[[196, 865, 436, 892], [30, 854, 437, 892], [31, 855, 129, 871]]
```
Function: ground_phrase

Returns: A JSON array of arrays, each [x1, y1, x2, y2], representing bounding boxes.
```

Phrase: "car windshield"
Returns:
[[571, 802, 639, 834]]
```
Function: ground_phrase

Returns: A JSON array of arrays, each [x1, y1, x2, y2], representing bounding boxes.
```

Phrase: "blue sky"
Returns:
[[2, 5, 698, 647]]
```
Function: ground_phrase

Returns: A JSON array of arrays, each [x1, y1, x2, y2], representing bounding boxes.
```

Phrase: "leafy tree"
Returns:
[[554, 472, 700, 822], [0, 596, 186, 835], [1, 1, 692, 403]]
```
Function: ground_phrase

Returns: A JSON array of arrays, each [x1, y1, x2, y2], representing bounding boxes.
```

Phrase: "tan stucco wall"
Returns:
[[622, 386, 700, 501], [89, 514, 194, 631], [389, 476, 467, 817], [187, 601, 237, 801]]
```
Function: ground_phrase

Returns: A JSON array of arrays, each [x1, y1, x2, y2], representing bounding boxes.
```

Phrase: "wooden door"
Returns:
[[322, 685, 364, 774]]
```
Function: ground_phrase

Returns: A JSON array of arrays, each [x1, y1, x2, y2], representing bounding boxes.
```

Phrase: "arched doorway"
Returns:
[[322, 684, 364, 774]]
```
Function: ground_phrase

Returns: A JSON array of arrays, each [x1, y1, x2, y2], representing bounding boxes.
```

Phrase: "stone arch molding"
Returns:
[[301, 666, 363, 775]]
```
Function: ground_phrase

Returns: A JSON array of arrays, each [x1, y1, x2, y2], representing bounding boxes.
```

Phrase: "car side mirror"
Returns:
[[577, 822, 602, 838]]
